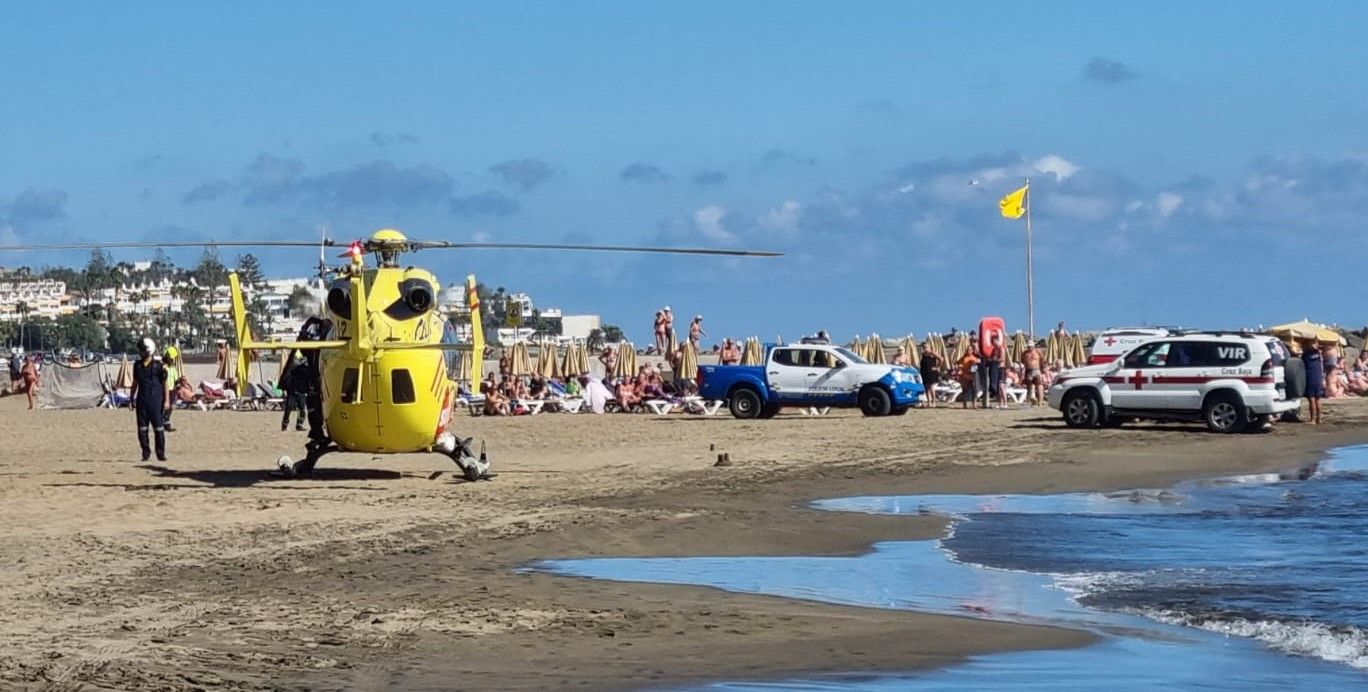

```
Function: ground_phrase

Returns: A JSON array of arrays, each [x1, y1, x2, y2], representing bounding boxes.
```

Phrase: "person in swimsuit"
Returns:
[[1022, 343, 1044, 406], [21, 355, 39, 410]]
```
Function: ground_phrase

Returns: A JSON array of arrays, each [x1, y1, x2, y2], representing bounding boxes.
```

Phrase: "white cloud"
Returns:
[[693, 205, 736, 242], [1033, 155, 1080, 180], [1156, 192, 1184, 219], [760, 200, 802, 234]]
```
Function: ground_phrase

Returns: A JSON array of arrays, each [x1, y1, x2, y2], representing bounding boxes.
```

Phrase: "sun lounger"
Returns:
[[645, 399, 677, 415], [934, 381, 962, 403], [549, 396, 583, 413], [512, 399, 545, 415], [679, 396, 724, 415]]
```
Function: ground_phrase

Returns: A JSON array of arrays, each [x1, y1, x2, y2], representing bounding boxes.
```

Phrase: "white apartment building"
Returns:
[[0, 279, 73, 320]]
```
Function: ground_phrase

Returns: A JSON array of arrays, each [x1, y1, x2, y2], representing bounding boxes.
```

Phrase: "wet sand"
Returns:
[[3, 395, 1367, 690]]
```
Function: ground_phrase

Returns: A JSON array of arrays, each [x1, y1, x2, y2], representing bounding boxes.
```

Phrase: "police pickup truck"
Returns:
[[698, 342, 924, 419]]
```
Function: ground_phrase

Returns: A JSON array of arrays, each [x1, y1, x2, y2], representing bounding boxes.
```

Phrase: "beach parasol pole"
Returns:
[[1025, 178, 1035, 342]]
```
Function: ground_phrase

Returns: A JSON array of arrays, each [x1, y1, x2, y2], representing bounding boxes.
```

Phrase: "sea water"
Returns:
[[531, 445, 1368, 689]]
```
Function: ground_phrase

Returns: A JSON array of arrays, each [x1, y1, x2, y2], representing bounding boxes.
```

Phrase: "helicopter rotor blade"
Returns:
[[0, 240, 337, 252], [406, 241, 781, 257]]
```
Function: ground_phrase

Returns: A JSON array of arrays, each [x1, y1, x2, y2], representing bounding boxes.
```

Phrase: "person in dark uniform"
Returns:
[[280, 352, 310, 432], [129, 337, 170, 462], [295, 315, 332, 441]]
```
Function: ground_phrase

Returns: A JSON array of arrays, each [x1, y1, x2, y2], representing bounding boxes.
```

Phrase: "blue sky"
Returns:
[[3, 2, 1367, 343]]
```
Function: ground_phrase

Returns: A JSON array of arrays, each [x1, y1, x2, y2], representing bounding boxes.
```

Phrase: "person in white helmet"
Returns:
[[129, 337, 170, 462]]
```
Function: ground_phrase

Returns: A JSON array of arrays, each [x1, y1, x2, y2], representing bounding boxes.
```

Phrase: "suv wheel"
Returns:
[[729, 388, 763, 419], [1062, 390, 1101, 428], [1203, 391, 1249, 434], [858, 386, 892, 416]]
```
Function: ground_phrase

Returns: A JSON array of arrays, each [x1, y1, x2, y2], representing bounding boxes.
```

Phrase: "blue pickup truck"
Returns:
[[698, 342, 924, 418]]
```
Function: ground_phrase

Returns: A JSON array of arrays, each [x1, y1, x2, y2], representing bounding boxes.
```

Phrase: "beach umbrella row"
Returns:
[[865, 333, 886, 364], [741, 337, 763, 365]]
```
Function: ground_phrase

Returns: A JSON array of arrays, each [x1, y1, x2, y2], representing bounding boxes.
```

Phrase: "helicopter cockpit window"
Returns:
[[340, 367, 359, 404], [391, 369, 416, 404]]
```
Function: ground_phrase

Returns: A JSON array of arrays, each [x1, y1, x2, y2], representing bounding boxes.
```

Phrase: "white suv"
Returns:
[[1048, 333, 1299, 433]]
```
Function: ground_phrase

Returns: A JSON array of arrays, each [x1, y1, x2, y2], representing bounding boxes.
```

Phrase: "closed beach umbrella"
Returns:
[[561, 341, 578, 376], [1011, 331, 1027, 365], [512, 341, 532, 376], [678, 342, 699, 381], [214, 350, 230, 380], [619, 342, 637, 377], [577, 341, 591, 376], [902, 336, 920, 367], [458, 348, 474, 384], [114, 354, 134, 389], [742, 337, 762, 365], [867, 333, 886, 364], [1045, 332, 1060, 364], [666, 329, 678, 358], [1072, 333, 1087, 366], [535, 339, 552, 378]]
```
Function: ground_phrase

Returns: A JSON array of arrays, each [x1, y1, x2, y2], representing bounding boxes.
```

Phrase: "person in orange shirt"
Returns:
[[957, 350, 980, 409]]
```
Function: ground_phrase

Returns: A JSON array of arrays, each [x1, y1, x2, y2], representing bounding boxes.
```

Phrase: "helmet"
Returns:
[[164, 345, 179, 360], [139, 338, 156, 357]]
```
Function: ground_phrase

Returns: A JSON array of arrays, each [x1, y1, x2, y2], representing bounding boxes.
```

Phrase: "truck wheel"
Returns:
[[1061, 390, 1101, 428], [890, 405, 909, 416], [1203, 391, 1248, 434], [729, 388, 763, 419], [858, 386, 892, 416], [758, 403, 781, 419]]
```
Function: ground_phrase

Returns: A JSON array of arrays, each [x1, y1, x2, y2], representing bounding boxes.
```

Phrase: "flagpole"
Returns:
[[1025, 179, 1034, 342]]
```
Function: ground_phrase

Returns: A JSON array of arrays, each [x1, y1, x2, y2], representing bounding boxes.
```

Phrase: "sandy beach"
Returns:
[[3, 395, 1368, 690]]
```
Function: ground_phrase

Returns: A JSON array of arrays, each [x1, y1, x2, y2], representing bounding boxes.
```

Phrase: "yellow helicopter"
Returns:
[[1, 229, 779, 480]]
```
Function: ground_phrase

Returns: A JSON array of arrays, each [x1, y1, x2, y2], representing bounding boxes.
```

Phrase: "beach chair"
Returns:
[[461, 394, 487, 416], [934, 381, 962, 403], [511, 399, 546, 415], [645, 399, 678, 415]]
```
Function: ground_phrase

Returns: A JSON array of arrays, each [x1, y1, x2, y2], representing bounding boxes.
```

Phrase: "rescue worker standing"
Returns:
[[130, 338, 170, 462], [280, 352, 309, 432], [162, 345, 180, 432], [295, 314, 332, 442]]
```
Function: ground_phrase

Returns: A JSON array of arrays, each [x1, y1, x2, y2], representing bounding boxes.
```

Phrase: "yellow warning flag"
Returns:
[[999, 184, 1028, 219]]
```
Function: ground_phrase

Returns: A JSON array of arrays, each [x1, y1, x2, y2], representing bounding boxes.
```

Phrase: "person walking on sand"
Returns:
[[1022, 343, 1044, 406], [161, 346, 180, 432], [1302, 339, 1325, 425], [21, 355, 39, 410], [129, 338, 170, 462]]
